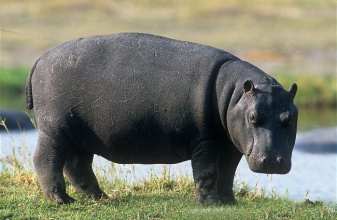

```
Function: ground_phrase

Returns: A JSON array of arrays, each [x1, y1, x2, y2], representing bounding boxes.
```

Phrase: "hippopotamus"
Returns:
[[0, 110, 34, 132], [26, 33, 298, 204]]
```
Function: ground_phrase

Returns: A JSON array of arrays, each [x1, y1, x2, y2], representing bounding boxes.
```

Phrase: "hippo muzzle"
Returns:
[[245, 127, 295, 174], [246, 149, 292, 174]]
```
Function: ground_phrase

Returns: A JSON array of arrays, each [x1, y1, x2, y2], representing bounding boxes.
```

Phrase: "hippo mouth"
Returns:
[[247, 155, 291, 174], [245, 138, 291, 174], [246, 138, 254, 157]]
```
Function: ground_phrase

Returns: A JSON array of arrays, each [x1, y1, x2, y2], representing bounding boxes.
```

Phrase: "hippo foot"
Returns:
[[46, 192, 75, 204], [91, 191, 109, 201], [199, 193, 235, 205]]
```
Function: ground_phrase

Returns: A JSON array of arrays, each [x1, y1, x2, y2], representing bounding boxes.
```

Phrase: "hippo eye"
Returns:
[[280, 112, 290, 127], [248, 111, 258, 125]]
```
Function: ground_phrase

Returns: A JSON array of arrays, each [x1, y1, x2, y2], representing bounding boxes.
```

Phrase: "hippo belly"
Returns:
[[73, 98, 198, 164], [102, 120, 195, 164]]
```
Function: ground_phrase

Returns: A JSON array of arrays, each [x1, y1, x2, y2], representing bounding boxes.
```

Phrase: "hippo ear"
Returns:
[[289, 83, 297, 100], [243, 80, 255, 93]]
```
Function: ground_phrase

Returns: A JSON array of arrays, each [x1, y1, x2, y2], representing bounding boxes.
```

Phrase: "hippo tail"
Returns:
[[25, 58, 40, 110]]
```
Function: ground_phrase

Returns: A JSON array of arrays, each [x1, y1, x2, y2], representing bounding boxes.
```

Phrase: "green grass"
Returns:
[[274, 73, 337, 108], [0, 171, 336, 220], [0, 67, 28, 110], [0, 67, 28, 94]]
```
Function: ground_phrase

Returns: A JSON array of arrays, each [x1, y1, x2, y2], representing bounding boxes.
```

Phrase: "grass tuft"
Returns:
[[274, 73, 337, 108], [0, 170, 336, 220]]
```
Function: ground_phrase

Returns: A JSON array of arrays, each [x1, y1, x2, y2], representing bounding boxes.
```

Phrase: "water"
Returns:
[[1, 127, 336, 203]]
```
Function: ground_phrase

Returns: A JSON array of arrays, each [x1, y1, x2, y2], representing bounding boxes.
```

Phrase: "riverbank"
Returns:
[[0, 68, 27, 109], [274, 73, 337, 108], [1, 0, 335, 76], [0, 170, 336, 220], [0, 68, 336, 110]]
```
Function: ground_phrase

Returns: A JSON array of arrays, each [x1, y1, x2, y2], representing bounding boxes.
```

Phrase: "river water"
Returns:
[[0, 127, 336, 203]]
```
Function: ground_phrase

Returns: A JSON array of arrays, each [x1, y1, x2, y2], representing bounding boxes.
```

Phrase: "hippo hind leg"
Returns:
[[33, 131, 75, 204], [64, 152, 107, 200]]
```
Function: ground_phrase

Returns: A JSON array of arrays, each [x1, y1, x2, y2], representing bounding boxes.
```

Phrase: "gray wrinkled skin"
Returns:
[[26, 33, 298, 204]]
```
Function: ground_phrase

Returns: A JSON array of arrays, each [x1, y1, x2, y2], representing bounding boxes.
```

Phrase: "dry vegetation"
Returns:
[[0, 0, 335, 75]]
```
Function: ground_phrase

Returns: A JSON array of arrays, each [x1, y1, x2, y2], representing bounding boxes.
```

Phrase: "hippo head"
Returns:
[[227, 79, 298, 174]]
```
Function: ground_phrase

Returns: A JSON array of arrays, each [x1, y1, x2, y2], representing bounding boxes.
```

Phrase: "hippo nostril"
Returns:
[[276, 156, 284, 164], [260, 156, 267, 165]]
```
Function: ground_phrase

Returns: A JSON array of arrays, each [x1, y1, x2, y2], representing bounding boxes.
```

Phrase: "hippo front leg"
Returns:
[[191, 140, 242, 205]]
